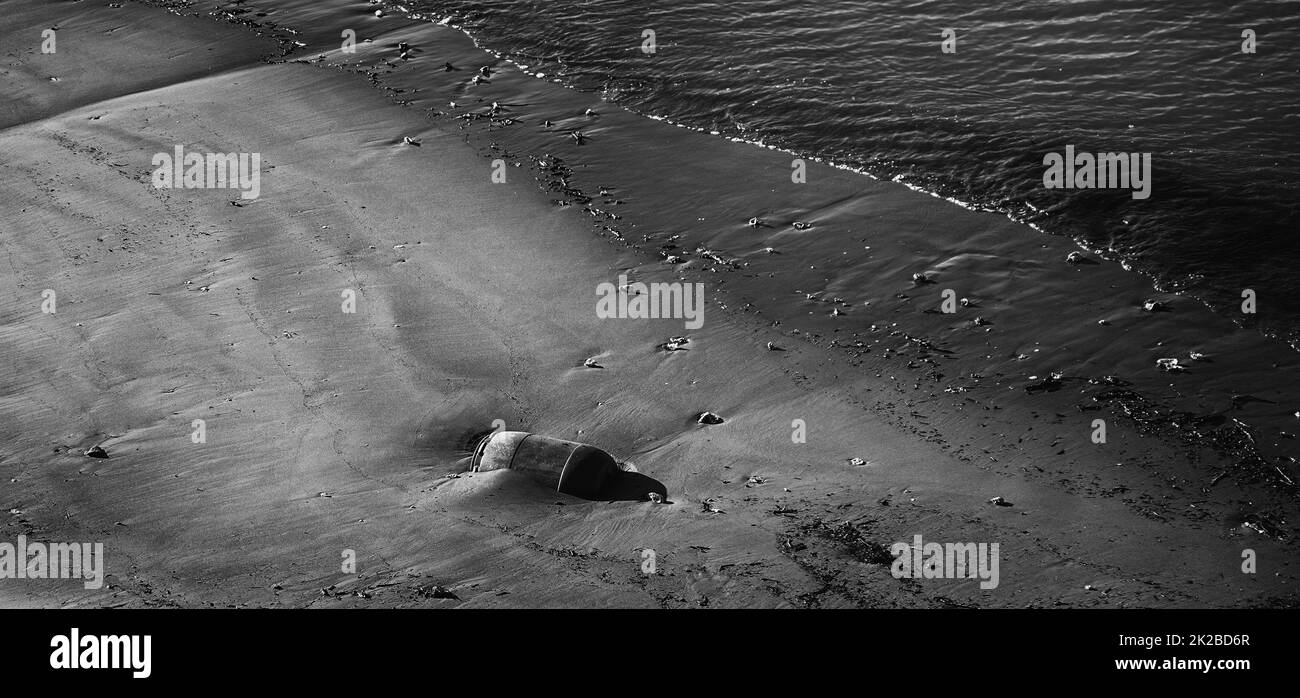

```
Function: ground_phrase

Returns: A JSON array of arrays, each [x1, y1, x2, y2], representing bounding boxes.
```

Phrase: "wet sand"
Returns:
[[0, 0, 1295, 608]]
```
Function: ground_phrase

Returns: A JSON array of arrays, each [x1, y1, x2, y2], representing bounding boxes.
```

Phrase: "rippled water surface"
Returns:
[[404, 0, 1300, 345]]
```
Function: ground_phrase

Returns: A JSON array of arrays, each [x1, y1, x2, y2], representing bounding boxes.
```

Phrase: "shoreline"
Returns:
[[417, 0, 1300, 354], [0, 0, 1295, 608]]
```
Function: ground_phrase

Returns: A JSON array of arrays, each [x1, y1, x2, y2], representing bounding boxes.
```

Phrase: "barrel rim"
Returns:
[[471, 430, 534, 472], [470, 433, 492, 471]]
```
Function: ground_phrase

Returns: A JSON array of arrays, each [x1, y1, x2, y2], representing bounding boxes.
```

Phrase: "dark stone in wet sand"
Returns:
[[1025, 373, 1063, 394]]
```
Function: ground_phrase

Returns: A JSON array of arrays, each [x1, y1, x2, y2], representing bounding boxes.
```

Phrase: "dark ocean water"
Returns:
[[401, 0, 1300, 348]]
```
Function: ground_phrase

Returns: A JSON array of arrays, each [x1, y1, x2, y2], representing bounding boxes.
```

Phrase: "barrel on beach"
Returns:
[[471, 431, 618, 499]]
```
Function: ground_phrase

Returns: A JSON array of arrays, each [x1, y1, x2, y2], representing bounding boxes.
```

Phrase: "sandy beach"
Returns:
[[1, 0, 1295, 609]]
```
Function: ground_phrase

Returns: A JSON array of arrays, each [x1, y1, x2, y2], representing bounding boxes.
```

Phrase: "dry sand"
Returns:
[[0, 0, 1294, 608]]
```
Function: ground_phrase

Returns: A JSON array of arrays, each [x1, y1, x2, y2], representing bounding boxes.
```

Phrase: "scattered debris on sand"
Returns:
[[416, 584, 459, 600], [1156, 357, 1186, 373], [1025, 373, 1063, 394], [658, 336, 690, 352], [1241, 513, 1286, 539]]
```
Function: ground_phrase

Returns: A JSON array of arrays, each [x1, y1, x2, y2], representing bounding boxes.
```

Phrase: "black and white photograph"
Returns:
[[1, 0, 1295, 683]]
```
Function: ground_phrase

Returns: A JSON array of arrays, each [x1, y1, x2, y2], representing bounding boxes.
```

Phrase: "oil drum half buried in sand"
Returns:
[[470, 431, 619, 499]]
